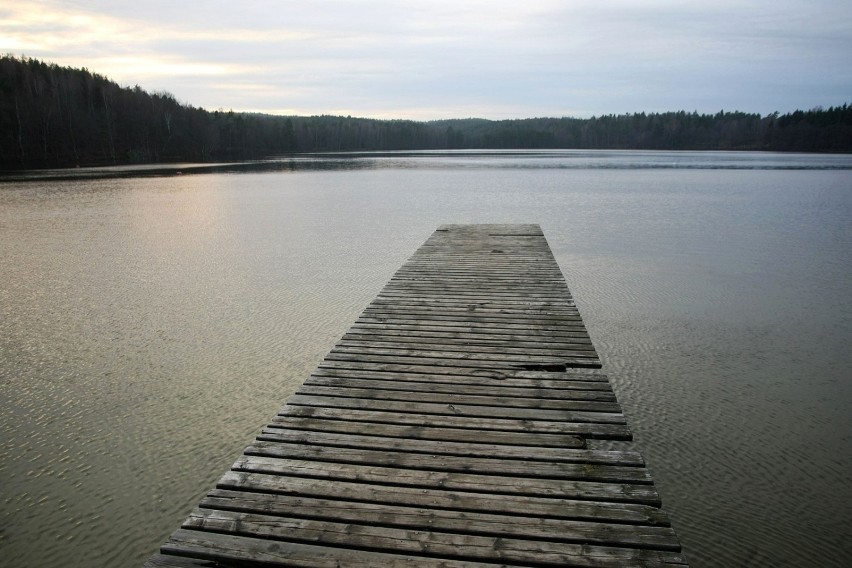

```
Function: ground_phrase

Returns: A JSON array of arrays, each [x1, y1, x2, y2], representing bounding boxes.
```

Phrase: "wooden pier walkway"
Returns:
[[146, 224, 687, 567]]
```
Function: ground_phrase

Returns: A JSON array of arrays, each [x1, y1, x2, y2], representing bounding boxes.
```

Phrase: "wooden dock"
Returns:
[[146, 224, 687, 567]]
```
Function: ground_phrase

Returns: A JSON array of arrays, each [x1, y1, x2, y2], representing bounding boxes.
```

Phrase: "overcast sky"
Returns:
[[2, 0, 850, 120]]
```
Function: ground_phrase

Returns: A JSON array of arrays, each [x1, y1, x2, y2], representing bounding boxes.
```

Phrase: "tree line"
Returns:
[[1, 55, 850, 169]]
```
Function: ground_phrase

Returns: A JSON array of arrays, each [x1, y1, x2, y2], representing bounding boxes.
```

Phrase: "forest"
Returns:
[[2, 55, 851, 169]]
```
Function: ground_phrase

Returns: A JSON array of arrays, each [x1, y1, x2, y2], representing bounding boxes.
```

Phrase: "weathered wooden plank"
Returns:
[[310, 365, 612, 384], [380, 279, 571, 288], [343, 327, 587, 342], [403, 248, 554, 252], [143, 555, 217, 567], [364, 308, 582, 322], [386, 278, 567, 284], [329, 345, 596, 362], [394, 266, 562, 271], [341, 331, 595, 349], [256, 428, 641, 465], [277, 405, 632, 439], [393, 266, 563, 271], [348, 321, 593, 340], [354, 316, 591, 332], [392, 266, 563, 272], [161, 529, 499, 568], [370, 297, 576, 308], [323, 352, 601, 370], [395, 256, 561, 261], [382, 281, 569, 288], [361, 309, 585, 325], [199, 492, 675, 546], [393, 263, 562, 270], [243, 441, 651, 483], [397, 258, 559, 262], [388, 272, 567, 279], [215, 472, 671, 526], [436, 223, 542, 231], [285, 394, 624, 424], [303, 376, 616, 399], [268, 416, 590, 448], [393, 263, 559, 268], [232, 455, 661, 505], [359, 317, 585, 330], [392, 268, 566, 274], [386, 276, 565, 282], [335, 338, 596, 357], [381, 284, 574, 293], [182, 508, 683, 562], [326, 345, 599, 360], [294, 385, 620, 411], [317, 360, 610, 378], [393, 263, 564, 268], [382, 283, 572, 291], [374, 291, 575, 301], [392, 267, 566, 273], [382, 283, 571, 290], [349, 326, 590, 342], [391, 265, 566, 271], [399, 254, 557, 259]]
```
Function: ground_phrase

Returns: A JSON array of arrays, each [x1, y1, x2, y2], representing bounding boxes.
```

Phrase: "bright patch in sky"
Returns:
[[2, 0, 850, 119]]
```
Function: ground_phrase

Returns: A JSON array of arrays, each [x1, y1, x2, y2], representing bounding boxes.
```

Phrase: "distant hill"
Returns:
[[1, 55, 850, 169]]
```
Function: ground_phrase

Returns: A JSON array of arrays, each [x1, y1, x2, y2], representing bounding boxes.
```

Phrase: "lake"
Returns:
[[1, 150, 851, 567]]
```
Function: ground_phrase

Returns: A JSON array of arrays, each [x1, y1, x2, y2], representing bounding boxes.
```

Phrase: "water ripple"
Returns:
[[2, 158, 851, 567]]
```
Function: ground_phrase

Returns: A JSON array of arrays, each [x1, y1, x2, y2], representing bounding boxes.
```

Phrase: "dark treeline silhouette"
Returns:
[[2, 55, 850, 169]]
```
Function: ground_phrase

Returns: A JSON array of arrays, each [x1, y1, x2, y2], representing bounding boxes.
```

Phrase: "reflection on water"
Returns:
[[1, 151, 851, 567], [3, 149, 852, 182]]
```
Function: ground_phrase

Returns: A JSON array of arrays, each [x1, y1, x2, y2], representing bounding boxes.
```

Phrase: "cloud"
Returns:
[[2, 0, 850, 119]]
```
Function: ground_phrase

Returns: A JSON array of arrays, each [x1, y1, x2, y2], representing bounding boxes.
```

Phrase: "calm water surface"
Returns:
[[1, 151, 851, 567]]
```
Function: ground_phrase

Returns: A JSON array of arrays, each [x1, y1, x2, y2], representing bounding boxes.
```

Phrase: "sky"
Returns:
[[2, 0, 850, 120]]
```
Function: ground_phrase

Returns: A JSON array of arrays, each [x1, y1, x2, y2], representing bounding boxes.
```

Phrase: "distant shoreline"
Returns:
[[3, 149, 852, 183], [3, 56, 851, 171]]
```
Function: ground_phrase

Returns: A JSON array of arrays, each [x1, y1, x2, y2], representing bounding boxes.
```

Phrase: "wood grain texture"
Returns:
[[213, 474, 671, 525], [148, 224, 687, 567]]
